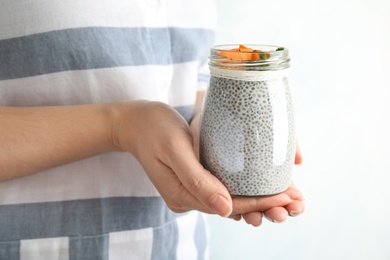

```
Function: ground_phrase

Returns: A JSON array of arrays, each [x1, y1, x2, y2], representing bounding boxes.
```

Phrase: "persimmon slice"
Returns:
[[219, 44, 271, 61]]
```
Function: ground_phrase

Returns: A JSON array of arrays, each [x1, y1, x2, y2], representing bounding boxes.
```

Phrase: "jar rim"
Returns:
[[211, 44, 287, 52], [209, 44, 290, 71]]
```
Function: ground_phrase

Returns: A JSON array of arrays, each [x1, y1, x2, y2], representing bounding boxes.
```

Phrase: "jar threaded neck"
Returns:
[[209, 44, 290, 71]]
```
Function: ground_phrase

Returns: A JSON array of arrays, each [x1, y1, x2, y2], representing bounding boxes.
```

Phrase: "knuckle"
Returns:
[[166, 129, 191, 149], [163, 189, 188, 214], [187, 177, 207, 194], [161, 132, 191, 163], [167, 205, 187, 214], [165, 200, 187, 213]]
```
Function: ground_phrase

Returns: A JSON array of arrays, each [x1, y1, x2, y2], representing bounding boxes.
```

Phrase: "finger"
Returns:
[[295, 143, 303, 165], [282, 185, 305, 201], [242, 212, 263, 227], [285, 200, 305, 217], [189, 113, 201, 159], [228, 214, 242, 221], [264, 207, 289, 223], [231, 193, 292, 215]]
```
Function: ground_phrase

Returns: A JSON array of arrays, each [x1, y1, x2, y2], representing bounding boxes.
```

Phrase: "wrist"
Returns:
[[107, 101, 144, 153]]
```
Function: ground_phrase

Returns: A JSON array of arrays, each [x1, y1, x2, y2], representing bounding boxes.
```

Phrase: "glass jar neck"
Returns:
[[209, 44, 290, 71]]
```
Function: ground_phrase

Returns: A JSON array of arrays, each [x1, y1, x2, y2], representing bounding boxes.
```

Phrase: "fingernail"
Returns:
[[265, 216, 282, 224], [209, 194, 232, 218], [289, 210, 301, 217]]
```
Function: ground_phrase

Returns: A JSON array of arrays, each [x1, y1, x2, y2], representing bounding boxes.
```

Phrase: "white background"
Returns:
[[207, 0, 390, 259]]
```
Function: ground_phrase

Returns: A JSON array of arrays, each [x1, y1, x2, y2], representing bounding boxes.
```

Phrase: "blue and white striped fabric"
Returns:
[[0, 0, 216, 259]]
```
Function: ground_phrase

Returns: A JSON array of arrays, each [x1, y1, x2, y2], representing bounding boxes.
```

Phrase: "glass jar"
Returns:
[[199, 44, 296, 196]]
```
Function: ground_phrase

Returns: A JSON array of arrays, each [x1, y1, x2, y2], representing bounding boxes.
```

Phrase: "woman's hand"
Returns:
[[113, 100, 233, 217]]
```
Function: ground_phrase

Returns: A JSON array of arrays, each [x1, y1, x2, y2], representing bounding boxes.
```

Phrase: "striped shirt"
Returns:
[[0, 0, 216, 259]]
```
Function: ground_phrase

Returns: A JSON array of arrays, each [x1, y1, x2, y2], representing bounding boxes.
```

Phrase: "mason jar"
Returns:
[[199, 44, 296, 196]]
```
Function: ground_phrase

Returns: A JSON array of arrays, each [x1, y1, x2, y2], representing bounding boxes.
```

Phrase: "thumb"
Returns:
[[188, 114, 232, 216], [189, 167, 233, 218], [169, 148, 233, 217]]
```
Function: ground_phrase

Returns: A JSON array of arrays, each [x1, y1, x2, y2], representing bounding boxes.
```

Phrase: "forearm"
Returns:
[[0, 104, 120, 180]]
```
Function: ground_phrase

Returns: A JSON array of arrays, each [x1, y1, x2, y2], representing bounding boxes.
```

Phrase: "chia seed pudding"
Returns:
[[199, 44, 296, 196]]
